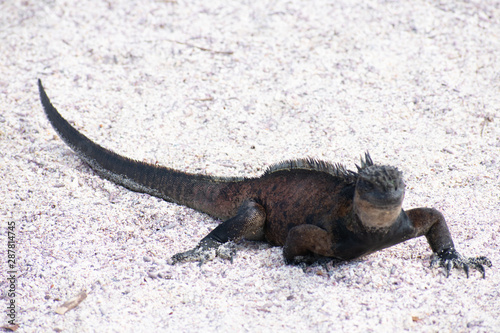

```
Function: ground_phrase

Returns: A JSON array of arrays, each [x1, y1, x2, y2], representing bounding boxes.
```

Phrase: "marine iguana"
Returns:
[[38, 79, 491, 278]]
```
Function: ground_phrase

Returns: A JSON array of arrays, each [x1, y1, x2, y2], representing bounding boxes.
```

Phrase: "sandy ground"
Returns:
[[1, 0, 499, 332]]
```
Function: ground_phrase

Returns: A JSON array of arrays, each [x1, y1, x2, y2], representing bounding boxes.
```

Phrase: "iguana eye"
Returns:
[[364, 181, 375, 191]]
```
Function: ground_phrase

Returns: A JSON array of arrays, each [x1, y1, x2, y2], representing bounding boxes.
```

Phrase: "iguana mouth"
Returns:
[[356, 184, 404, 208], [354, 191, 403, 228], [366, 192, 404, 208]]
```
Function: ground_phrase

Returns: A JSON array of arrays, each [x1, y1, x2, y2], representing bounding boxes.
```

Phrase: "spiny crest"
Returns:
[[265, 157, 357, 181], [356, 152, 374, 172], [263, 152, 397, 185]]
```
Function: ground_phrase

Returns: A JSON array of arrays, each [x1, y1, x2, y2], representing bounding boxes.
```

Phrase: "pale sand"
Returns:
[[1, 0, 499, 332]]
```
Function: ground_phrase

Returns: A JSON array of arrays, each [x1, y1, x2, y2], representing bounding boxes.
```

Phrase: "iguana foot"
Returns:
[[285, 255, 317, 266], [170, 239, 236, 266], [431, 248, 492, 278], [285, 255, 338, 274]]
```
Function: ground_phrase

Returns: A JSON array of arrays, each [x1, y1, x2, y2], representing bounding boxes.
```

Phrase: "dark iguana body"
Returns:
[[38, 80, 491, 277]]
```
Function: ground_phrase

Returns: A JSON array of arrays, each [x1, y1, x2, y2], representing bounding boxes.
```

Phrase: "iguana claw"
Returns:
[[170, 239, 237, 266], [285, 255, 338, 275], [431, 248, 492, 278]]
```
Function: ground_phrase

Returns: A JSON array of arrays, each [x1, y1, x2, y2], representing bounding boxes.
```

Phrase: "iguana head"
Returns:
[[353, 154, 405, 229]]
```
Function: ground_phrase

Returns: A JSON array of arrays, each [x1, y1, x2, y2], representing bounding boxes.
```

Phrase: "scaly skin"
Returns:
[[38, 80, 491, 278]]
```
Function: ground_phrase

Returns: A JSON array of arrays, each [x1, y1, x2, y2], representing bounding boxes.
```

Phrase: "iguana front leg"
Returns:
[[170, 200, 266, 265], [406, 208, 492, 278]]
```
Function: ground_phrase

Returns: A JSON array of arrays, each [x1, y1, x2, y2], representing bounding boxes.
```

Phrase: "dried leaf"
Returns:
[[55, 290, 87, 315], [0, 324, 20, 331]]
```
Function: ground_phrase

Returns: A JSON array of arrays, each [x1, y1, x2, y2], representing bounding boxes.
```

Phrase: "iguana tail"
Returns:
[[38, 79, 239, 219]]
